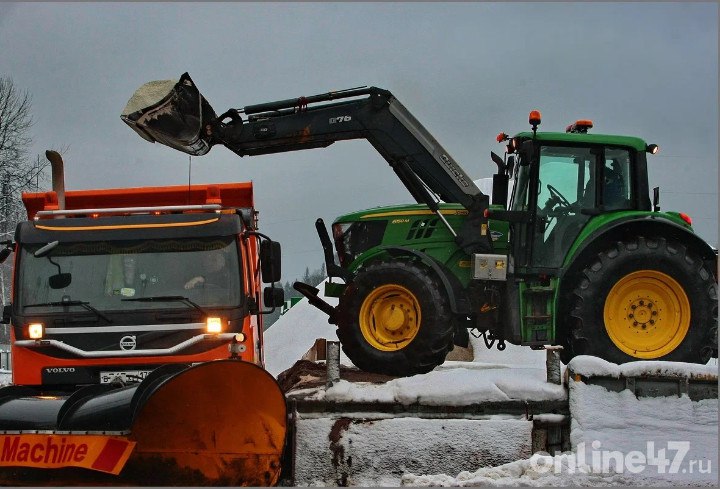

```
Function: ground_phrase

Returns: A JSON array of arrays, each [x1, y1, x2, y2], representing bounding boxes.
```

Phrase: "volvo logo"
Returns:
[[119, 335, 137, 351], [45, 367, 75, 374]]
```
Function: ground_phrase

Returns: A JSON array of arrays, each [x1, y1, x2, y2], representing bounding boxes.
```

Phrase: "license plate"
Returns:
[[100, 369, 151, 384]]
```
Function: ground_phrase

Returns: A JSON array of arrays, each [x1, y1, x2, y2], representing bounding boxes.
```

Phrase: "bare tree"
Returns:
[[0, 77, 49, 342]]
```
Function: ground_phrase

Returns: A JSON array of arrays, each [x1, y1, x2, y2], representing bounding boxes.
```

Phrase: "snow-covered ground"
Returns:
[[404, 371, 718, 487]]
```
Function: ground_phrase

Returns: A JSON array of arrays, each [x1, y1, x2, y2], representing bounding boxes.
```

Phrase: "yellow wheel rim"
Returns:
[[359, 284, 422, 351], [604, 270, 690, 359]]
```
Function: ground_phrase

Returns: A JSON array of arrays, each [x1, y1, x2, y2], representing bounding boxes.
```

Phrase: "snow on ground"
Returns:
[[0, 370, 10, 386], [294, 363, 565, 404], [403, 385, 718, 487], [403, 361, 718, 486], [567, 355, 717, 379]]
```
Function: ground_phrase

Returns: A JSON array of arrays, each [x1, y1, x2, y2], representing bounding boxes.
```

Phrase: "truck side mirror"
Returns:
[[260, 240, 282, 283], [263, 286, 285, 308], [1, 305, 11, 324]]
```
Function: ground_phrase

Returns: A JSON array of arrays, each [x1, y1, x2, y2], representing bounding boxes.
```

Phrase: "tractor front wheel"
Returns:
[[336, 259, 456, 376], [566, 236, 717, 364]]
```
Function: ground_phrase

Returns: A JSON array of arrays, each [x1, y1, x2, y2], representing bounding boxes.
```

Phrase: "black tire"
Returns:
[[564, 236, 717, 364], [336, 259, 456, 376]]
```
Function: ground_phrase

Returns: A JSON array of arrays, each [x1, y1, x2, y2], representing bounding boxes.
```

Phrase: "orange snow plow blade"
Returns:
[[130, 360, 287, 485], [0, 360, 287, 486]]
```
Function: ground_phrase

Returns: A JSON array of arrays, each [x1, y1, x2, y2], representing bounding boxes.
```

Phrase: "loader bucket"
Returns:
[[121, 72, 217, 156], [0, 360, 287, 486]]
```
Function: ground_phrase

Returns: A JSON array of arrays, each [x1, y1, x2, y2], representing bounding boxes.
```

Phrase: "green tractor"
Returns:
[[312, 115, 718, 375], [123, 75, 718, 376]]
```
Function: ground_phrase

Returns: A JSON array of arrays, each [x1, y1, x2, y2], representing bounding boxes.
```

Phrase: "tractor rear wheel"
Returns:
[[336, 259, 455, 376], [567, 236, 717, 364]]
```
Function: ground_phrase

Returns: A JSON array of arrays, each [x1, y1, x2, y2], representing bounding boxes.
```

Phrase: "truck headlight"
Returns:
[[28, 323, 44, 340], [206, 317, 222, 334]]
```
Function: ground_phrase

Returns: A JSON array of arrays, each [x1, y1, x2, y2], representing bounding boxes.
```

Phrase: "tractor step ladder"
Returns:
[[522, 285, 554, 344]]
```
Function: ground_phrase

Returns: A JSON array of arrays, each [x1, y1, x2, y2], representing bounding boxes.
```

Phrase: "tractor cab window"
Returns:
[[603, 149, 632, 210], [532, 146, 598, 268]]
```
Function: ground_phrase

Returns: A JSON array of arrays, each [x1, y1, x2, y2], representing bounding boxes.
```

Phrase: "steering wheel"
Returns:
[[547, 184, 571, 208]]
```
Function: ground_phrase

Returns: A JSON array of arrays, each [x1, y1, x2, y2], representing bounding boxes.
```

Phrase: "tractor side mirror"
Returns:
[[263, 286, 285, 308], [0, 248, 11, 264], [653, 186, 660, 212], [260, 240, 282, 283], [1, 305, 11, 324]]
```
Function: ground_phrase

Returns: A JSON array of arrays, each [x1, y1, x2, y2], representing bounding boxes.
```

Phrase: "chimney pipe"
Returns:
[[45, 150, 65, 210]]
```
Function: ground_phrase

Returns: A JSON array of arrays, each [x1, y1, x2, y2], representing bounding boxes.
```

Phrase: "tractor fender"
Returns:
[[373, 245, 471, 315], [561, 215, 717, 287]]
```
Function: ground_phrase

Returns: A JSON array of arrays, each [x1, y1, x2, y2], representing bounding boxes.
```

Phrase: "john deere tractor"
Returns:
[[123, 74, 718, 376]]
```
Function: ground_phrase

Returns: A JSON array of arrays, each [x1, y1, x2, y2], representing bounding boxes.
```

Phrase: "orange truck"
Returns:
[[0, 152, 287, 485]]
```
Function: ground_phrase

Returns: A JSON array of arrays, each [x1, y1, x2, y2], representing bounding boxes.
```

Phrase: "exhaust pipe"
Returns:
[[45, 150, 66, 210]]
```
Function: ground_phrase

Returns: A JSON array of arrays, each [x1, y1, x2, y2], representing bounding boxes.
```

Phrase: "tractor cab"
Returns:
[[498, 112, 657, 274]]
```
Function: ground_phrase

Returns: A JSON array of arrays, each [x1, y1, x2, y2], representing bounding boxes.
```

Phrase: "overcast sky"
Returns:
[[1, 2, 717, 281]]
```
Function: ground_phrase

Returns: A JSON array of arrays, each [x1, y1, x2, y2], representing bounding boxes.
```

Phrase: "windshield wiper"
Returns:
[[121, 296, 208, 316], [23, 300, 113, 324]]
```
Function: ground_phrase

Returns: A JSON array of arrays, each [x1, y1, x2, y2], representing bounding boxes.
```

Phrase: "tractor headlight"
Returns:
[[28, 323, 44, 340], [206, 317, 222, 334]]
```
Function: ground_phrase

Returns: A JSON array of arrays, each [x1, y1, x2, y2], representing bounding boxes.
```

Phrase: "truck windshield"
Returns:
[[17, 237, 242, 313]]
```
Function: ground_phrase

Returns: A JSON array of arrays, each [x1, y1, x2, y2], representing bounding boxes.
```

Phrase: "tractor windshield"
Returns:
[[17, 236, 242, 313]]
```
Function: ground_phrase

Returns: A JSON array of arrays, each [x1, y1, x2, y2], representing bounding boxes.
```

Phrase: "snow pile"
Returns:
[[568, 355, 718, 379], [293, 363, 565, 405], [402, 453, 702, 487], [404, 358, 718, 487], [569, 379, 717, 484]]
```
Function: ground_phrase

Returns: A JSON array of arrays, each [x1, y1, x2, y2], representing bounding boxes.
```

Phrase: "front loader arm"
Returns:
[[122, 74, 492, 254]]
